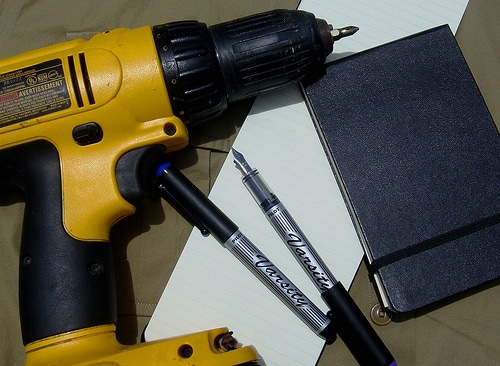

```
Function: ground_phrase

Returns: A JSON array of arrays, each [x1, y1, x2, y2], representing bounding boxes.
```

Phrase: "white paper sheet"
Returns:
[[302, 0, 469, 62], [145, 1, 469, 365]]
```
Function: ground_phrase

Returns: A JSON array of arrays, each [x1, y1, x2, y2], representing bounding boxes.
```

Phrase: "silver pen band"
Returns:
[[236, 157, 338, 292], [224, 229, 331, 337], [264, 202, 337, 291]]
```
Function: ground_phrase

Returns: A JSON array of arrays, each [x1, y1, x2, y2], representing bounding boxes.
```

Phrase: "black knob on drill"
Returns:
[[154, 10, 335, 127], [153, 20, 227, 126]]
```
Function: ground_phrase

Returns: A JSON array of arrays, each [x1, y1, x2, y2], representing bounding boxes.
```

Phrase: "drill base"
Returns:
[[24, 325, 261, 366]]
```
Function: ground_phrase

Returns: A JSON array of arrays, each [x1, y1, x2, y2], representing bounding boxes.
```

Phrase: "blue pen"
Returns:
[[232, 148, 397, 366]]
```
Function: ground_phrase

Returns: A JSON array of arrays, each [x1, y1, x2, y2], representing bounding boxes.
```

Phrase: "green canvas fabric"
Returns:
[[0, 1, 498, 365]]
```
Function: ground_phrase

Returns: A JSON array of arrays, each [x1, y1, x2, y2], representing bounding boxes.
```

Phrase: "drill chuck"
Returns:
[[153, 10, 334, 126]]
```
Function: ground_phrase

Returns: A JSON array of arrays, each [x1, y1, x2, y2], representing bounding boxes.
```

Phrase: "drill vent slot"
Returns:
[[79, 53, 96, 105], [68, 55, 84, 108], [67, 53, 96, 107]]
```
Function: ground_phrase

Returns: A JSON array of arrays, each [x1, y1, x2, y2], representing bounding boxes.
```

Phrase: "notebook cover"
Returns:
[[303, 25, 500, 313]]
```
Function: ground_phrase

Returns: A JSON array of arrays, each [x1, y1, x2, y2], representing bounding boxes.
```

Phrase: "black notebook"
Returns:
[[303, 25, 500, 313]]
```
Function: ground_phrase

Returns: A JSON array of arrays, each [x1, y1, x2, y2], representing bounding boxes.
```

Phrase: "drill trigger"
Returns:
[[115, 145, 166, 207]]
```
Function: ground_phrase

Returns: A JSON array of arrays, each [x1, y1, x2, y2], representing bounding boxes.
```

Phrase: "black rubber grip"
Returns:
[[0, 140, 116, 345], [209, 9, 329, 103], [153, 20, 227, 126], [153, 10, 329, 127]]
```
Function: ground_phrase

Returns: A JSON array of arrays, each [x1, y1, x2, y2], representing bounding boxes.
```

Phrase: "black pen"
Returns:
[[232, 149, 397, 366], [155, 161, 337, 342]]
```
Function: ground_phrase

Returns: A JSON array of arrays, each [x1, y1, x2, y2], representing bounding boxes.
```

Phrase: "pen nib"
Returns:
[[232, 148, 252, 176], [331, 25, 359, 42]]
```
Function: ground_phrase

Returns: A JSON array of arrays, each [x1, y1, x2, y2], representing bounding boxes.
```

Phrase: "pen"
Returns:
[[154, 161, 337, 343], [232, 148, 397, 366]]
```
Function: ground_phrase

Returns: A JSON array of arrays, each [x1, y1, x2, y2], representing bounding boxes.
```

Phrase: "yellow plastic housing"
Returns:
[[25, 325, 260, 366], [0, 26, 189, 242]]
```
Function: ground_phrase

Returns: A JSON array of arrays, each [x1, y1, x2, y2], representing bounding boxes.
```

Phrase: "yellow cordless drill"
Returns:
[[0, 9, 352, 365]]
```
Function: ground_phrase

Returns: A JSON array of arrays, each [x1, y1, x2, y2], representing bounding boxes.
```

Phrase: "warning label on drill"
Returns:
[[0, 59, 70, 128]]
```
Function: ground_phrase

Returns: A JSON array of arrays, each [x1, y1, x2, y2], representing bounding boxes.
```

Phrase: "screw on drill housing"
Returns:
[[178, 344, 193, 358], [214, 331, 239, 352], [164, 123, 177, 136]]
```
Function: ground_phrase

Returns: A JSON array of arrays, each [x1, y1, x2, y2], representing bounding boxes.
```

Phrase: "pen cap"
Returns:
[[242, 170, 279, 211], [322, 282, 395, 366], [156, 162, 238, 243]]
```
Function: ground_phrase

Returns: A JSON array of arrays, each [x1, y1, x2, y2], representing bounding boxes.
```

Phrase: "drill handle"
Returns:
[[1, 139, 116, 345]]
